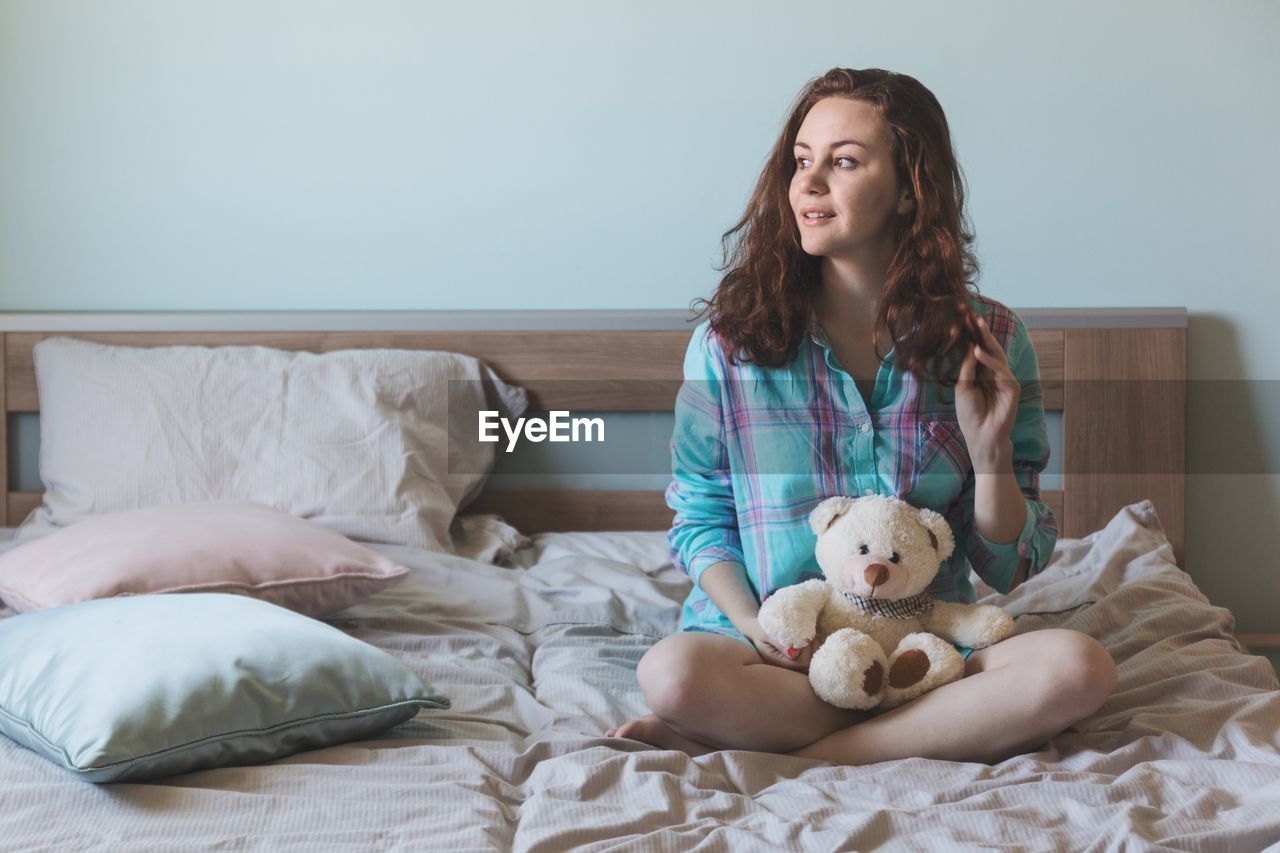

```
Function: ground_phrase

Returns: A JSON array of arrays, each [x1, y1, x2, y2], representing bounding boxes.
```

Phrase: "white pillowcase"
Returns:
[[24, 337, 527, 554]]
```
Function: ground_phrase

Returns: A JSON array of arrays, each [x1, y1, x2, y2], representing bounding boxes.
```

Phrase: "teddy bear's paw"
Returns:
[[756, 600, 816, 651], [880, 632, 966, 709], [972, 606, 1015, 647], [888, 649, 930, 690], [808, 627, 888, 710]]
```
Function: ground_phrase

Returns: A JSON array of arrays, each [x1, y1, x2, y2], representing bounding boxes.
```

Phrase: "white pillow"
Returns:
[[24, 337, 527, 554]]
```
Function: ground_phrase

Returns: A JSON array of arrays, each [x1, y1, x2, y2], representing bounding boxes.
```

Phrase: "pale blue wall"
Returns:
[[3, 1, 1274, 318], [2, 1, 1278, 631]]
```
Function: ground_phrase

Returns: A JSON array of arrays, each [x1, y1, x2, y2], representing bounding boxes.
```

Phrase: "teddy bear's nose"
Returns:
[[864, 563, 889, 587]]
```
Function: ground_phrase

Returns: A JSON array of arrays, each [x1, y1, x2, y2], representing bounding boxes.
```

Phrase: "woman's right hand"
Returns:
[[744, 618, 819, 671]]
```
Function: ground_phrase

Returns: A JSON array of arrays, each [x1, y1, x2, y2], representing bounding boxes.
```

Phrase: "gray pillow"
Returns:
[[26, 337, 527, 554], [0, 593, 449, 783]]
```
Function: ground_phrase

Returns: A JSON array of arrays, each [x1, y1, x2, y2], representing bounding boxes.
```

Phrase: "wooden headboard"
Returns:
[[0, 308, 1187, 565]]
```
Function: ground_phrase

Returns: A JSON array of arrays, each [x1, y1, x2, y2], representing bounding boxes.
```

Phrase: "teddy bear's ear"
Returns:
[[809, 496, 856, 535], [917, 508, 956, 560]]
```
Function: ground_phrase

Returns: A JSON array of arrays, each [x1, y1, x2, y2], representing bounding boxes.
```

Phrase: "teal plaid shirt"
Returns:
[[666, 294, 1058, 635]]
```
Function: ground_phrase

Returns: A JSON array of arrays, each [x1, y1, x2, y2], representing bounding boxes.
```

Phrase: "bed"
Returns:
[[2, 309, 1279, 851]]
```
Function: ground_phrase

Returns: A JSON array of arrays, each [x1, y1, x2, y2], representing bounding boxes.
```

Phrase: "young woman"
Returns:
[[605, 68, 1117, 764]]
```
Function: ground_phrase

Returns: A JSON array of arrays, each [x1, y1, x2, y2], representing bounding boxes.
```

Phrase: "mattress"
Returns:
[[1, 501, 1279, 851]]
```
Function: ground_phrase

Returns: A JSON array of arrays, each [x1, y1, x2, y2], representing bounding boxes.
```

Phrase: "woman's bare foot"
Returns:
[[605, 714, 716, 757]]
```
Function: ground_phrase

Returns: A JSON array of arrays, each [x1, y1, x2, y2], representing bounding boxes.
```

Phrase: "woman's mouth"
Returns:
[[801, 212, 836, 227]]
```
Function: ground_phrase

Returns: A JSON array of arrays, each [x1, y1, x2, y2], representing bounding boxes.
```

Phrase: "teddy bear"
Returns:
[[756, 494, 1015, 711]]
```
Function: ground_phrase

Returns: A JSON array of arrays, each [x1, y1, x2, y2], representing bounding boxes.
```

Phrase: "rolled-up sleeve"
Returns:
[[962, 313, 1059, 594], [665, 321, 745, 588]]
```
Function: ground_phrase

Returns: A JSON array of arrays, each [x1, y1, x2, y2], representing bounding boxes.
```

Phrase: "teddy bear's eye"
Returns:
[[858, 544, 869, 555], [889, 552, 901, 563]]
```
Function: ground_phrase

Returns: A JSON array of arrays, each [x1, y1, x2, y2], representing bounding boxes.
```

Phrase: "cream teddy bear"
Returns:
[[757, 494, 1015, 711]]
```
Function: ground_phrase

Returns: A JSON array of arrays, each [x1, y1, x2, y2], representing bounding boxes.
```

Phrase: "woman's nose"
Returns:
[[795, 163, 828, 193], [799, 171, 826, 194]]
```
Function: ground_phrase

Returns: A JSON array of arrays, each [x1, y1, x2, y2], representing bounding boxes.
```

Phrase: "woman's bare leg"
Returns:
[[609, 627, 1116, 764], [607, 631, 870, 754], [791, 628, 1117, 765]]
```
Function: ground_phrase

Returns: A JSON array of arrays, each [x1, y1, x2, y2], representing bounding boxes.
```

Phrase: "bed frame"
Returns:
[[0, 307, 1186, 564]]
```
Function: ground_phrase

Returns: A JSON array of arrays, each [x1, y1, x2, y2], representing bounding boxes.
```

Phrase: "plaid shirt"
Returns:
[[666, 294, 1058, 635]]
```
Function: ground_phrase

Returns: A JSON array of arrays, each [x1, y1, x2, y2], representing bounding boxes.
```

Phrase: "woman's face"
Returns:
[[788, 97, 914, 261]]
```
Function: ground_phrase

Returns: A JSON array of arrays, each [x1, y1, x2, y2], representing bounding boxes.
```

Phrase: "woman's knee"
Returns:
[[636, 634, 754, 722], [1035, 629, 1117, 719]]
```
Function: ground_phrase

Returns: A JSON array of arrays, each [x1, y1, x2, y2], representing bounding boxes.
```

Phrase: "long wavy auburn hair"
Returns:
[[693, 68, 985, 387]]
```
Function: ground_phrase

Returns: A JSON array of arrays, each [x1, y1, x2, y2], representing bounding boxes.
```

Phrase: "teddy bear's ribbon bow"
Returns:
[[839, 588, 935, 620]]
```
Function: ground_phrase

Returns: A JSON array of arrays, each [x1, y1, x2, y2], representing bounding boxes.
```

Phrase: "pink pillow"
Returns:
[[0, 502, 409, 617]]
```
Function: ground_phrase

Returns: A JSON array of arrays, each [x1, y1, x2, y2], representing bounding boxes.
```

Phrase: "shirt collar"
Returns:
[[805, 305, 898, 364], [805, 305, 831, 350]]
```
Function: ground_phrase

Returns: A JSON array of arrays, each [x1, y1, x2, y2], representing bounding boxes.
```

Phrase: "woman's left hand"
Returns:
[[955, 316, 1019, 467]]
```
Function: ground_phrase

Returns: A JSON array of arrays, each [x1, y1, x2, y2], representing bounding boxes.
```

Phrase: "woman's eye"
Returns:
[[858, 545, 869, 555], [794, 157, 857, 169], [890, 552, 901, 564]]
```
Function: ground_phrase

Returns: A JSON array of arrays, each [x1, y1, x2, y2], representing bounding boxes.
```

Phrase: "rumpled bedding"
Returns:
[[1, 501, 1278, 852]]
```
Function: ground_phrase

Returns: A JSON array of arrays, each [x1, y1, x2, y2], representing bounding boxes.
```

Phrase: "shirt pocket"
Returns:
[[910, 420, 970, 506]]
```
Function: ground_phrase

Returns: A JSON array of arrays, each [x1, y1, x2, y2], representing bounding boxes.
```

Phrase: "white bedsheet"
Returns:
[[1, 501, 1279, 851]]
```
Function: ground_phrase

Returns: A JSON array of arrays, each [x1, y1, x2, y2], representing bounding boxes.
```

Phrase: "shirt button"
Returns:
[[860, 423, 871, 433], [863, 488, 874, 496]]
